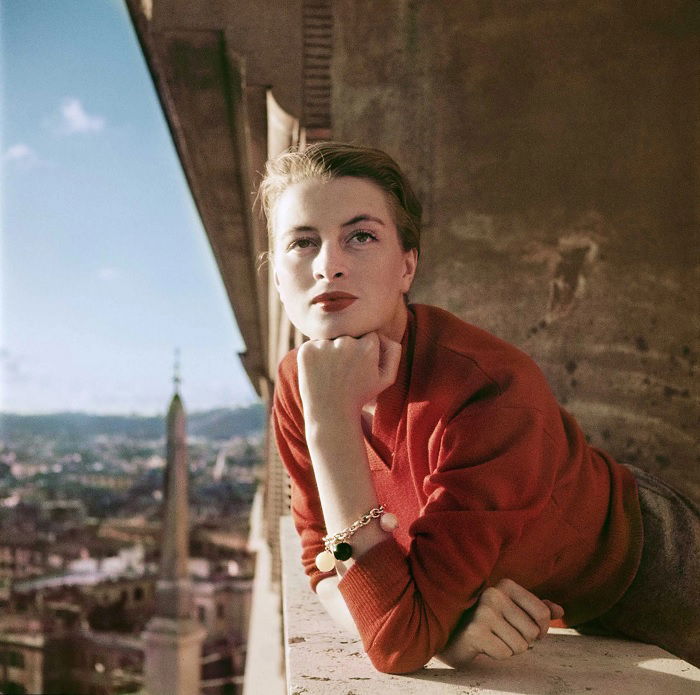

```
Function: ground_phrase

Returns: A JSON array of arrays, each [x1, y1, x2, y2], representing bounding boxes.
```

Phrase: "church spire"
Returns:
[[142, 363, 205, 695]]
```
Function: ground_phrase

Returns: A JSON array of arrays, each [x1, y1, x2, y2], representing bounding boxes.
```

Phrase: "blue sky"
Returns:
[[1, 0, 258, 414]]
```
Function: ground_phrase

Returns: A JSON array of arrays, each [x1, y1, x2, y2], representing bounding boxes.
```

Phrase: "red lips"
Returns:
[[311, 291, 357, 312]]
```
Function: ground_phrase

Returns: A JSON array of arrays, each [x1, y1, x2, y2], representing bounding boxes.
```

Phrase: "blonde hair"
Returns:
[[258, 142, 422, 255]]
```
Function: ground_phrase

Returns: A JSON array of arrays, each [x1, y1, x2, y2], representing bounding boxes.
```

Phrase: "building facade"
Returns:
[[125, 1, 699, 691]]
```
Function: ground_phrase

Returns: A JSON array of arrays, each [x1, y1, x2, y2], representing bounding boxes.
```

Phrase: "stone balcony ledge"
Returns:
[[280, 516, 699, 695]]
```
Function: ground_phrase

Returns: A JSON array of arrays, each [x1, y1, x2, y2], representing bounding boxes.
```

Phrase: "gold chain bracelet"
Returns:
[[322, 505, 385, 553], [315, 505, 399, 571]]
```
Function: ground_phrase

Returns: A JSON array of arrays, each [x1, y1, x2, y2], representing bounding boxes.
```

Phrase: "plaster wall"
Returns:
[[151, 0, 303, 116], [130, 0, 699, 496], [332, 0, 699, 498]]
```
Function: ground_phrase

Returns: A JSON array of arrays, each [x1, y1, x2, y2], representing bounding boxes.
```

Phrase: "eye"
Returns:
[[287, 237, 316, 250], [349, 230, 378, 244]]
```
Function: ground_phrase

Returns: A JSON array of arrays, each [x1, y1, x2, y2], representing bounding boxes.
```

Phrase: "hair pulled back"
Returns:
[[258, 141, 422, 255]]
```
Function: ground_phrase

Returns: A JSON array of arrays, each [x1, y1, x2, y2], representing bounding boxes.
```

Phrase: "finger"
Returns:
[[356, 331, 379, 350], [491, 619, 530, 656], [478, 631, 515, 661], [543, 599, 565, 621], [497, 580, 551, 639], [501, 601, 541, 643]]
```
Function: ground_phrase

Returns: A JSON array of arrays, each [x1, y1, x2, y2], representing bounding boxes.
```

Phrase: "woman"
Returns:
[[261, 142, 700, 674]]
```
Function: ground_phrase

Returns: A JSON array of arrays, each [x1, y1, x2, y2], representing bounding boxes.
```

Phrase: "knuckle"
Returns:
[[476, 605, 496, 623], [524, 624, 540, 641], [513, 636, 530, 654], [363, 334, 379, 352], [497, 578, 514, 592], [482, 587, 499, 603], [534, 606, 550, 622]]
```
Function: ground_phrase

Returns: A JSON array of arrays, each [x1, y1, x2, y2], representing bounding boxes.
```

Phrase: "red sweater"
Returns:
[[273, 303, 643, 674]]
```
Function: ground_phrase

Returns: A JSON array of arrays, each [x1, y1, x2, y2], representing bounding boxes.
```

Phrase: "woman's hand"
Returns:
[[436, 578, 564, 668], [297, 332, 402, 421]]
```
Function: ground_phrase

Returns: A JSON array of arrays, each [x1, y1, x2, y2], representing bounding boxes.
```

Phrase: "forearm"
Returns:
[[316, 575, 360, 638], [305, 411, 386, 566], [305, 408, 448, 672], [295, 334, 444, 672]]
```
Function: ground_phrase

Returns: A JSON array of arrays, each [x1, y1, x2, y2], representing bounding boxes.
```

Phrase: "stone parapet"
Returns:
[[280, 516, 699, 695]]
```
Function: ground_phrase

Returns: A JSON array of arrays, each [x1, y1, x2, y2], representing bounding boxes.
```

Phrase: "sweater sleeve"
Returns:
[[337, 402, 562, 674], [272, 360, 336, 592]]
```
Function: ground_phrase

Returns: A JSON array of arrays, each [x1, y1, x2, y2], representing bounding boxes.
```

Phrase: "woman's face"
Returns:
[[272, 176, 418, 341]]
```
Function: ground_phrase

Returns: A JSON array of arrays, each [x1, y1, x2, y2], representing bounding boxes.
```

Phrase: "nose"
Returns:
[[312, 241, 346, 280]]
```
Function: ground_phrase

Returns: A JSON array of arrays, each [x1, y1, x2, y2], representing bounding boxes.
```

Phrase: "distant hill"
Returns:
[[0, 403, 266, 442], [189, 405, 266, 439]]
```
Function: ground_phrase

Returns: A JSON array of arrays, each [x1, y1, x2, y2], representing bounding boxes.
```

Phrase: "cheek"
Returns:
[[273, 260, 304, 299], [272, 260, 290, 298]]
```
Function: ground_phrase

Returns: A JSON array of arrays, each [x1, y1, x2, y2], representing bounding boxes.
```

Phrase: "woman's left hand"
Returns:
[[436, 578, 565, 667], [297, 332, 401, 421]]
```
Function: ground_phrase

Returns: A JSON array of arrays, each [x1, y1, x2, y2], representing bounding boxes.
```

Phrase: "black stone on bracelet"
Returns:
[[332, 542, 353, 561]]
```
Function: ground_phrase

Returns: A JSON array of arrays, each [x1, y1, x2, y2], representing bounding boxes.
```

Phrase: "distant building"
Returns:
[[40, 499, 87, 528], [0, 535, 49, 590], [1, 384, 253, 695], [0, 623, 44, 695], [64, 473, 136, 491]]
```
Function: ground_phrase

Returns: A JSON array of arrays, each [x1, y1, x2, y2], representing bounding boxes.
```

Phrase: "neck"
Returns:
[[379, 300, 408, 343]]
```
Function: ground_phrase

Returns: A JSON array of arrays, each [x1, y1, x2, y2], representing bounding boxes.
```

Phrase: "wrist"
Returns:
[[339, 517, 388, 561], [304, 409, 363, 444], [318, 507, 397, 575]]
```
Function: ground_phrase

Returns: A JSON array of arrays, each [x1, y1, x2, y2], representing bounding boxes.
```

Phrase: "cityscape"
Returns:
[[0, 399, 265, 694], [5, 1, 697, 694], [3, 3, 271, 692]]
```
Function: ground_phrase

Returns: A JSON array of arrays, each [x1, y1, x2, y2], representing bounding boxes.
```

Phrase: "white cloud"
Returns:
[[97, 267, 121, 281], [54, 97, 105, 134], [4, 143, 34, 161], [3, 143, 40, 168]]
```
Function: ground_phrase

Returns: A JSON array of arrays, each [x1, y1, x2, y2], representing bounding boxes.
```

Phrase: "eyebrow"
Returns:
[[286, 214, 386, 234], [342, 214, 386, 227]]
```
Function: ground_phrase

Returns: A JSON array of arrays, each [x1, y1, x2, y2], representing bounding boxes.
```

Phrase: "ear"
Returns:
[[401, 248, 418, 293]]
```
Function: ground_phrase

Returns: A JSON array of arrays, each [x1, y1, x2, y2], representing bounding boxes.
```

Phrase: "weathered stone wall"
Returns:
[[151, 0, 303, 116], [333, 0, 699, 499]]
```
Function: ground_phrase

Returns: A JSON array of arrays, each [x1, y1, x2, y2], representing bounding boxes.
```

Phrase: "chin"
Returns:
[[301, 317, 377, 341], [305, 326, 364, 341]]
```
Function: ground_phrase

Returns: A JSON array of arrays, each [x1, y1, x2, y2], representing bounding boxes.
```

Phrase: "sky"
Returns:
[[1, 0, 259, 415]]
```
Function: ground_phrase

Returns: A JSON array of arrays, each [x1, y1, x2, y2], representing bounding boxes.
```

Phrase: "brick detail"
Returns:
[[302, 0, 332, 141]]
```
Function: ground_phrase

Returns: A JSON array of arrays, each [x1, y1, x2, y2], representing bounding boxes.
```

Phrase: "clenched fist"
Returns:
[[437, 578, 565, 667], [297, 332, 402, 422]]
